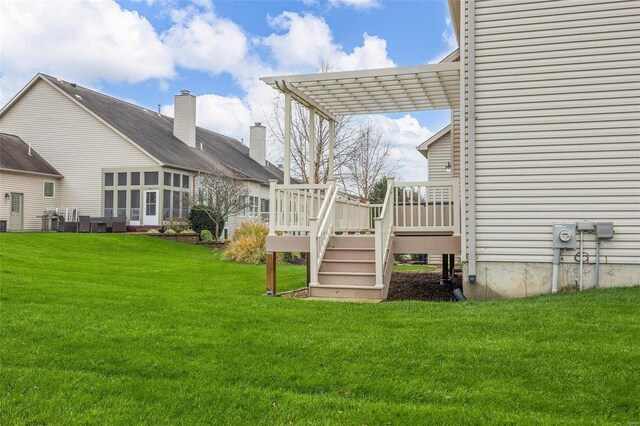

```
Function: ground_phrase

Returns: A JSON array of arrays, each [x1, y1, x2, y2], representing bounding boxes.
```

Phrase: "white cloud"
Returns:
[[161, 94, 253, 143], [162, 9, 249, 75], [0, 0, 174, 103], [363, 114, 432, 182], [262, 12, 394, 71], [429, 16, 458, 64], [329, 0, 380, 9]]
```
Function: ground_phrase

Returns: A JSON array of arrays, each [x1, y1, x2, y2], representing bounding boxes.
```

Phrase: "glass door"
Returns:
[[143, 190, 159, 225]]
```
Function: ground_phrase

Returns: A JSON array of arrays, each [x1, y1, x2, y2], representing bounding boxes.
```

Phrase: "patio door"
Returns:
[[10, 193, 23, 231], [143, 190, 159, 226]]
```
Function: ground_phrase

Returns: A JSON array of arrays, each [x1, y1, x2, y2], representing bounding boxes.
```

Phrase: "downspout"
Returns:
[[467, 0, 477, 282]]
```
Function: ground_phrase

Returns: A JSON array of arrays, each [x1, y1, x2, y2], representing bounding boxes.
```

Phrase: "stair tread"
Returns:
[[319, 271, 376, 276], [311, 283, 382, 289], [326, 247, 374, 251], [322, 259, 375, 263]]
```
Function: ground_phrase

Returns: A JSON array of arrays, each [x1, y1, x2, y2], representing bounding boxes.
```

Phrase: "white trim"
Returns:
[[417, 125, 452, 152], [0, 167, 62, 178]]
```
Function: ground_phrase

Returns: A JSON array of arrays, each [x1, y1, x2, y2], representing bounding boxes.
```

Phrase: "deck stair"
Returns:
[[311, 235, 384, 300]]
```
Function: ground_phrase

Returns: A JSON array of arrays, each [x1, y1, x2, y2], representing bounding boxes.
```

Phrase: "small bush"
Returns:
[[188, 207, 222, 238], [200, 229, 214, 242], [164, 229, 176, 234], [181, 229, 195, 234], [146, 228, 160, 234], [222, 219, 281, 264], [163, 217, 190, 233]]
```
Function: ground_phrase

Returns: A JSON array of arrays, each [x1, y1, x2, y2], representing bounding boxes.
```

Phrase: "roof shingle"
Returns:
[[0, 133, 62, 176]]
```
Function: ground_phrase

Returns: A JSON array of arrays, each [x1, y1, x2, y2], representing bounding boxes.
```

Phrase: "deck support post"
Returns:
[[266, 251, 277, 295], [441, 254, 450, 284], [306, 254, 311, 288], [449, 254, 455, 278]]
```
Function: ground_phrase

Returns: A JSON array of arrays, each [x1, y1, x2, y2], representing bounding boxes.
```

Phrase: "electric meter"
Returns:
[[558, 229, 571, 242]]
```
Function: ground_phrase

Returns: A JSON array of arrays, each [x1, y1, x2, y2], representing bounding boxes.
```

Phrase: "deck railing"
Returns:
[[309, 182, 338, 284], [269, 182, 329, 234], [374, 177, 395, 287], [393, 179, 460, 234]]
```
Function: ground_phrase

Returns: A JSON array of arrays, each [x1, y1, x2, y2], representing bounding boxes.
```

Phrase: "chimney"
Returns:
[[249, 122, 266, 166], [173, 90, 196, 148]]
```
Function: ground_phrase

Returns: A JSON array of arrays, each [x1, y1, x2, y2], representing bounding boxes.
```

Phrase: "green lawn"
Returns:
[[1, 234, 638, 425], [393, 264, 437, 272]]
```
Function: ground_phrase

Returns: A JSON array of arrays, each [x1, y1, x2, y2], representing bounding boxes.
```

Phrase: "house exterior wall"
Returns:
[[462, 0, 640, 299], [427, 133, 452, 182], [0, 171, 60, 231], [0, 79, 157, 218], [225, 182, 271, 237]]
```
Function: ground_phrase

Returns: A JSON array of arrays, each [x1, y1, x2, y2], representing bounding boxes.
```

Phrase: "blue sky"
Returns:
[[0, 0, 457, 180]]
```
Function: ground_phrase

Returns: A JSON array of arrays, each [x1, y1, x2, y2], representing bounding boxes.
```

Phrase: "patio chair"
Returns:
[[64, 221, 79, 233], [78, 216, 91, 233], [57, 216, 65, 233], [111, 218, 127, 233]]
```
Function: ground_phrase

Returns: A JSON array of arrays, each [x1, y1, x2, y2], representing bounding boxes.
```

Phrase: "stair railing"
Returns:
[[374, 177, 395, 288], [309, 180, 338, 285]]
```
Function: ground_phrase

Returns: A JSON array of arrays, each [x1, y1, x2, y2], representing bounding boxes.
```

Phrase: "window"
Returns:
[[173, 173, 181, 187], [182, 175, 189, 189], [117, 172, 127, 186], [249, 196, 259, 216], [144, 171, 158, 185], [172, 191, 181, 217], [131, 172, 140, 186], [104, 173, 114, 187], [163, 190, 171, 219], [104, 190, 114, 217], [164, 172, 172, 186], [238, 196, 247, 217], [130, 190, 140, 221], [261, 198, 270, 213], [43, 181, 55, 198], [117, 190, 127, 218]]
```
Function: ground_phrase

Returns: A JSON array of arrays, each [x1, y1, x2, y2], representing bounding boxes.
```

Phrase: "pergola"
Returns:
[[260, 61, 460, 184]]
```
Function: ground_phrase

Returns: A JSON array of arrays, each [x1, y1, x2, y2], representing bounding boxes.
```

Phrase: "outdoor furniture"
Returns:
[[111, 218, 127, 233], [78, 216, 91, 233], [58, 216, 65, 233], [64, 221, 79, 233]]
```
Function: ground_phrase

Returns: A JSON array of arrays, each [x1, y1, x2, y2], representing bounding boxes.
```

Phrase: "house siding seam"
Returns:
[[471, 0, 640, 265], [0, 79, 157, 217]]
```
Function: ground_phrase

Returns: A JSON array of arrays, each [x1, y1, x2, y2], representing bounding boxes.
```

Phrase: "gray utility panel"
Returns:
[[595, 222, 614, 239], [553, 224, 577, 249]]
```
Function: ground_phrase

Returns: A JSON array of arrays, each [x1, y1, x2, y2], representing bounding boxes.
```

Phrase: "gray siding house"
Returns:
[[0, 74, 284, 232]]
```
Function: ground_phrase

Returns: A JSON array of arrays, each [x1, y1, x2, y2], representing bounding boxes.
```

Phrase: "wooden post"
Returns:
[[266, 251, 277, 295]]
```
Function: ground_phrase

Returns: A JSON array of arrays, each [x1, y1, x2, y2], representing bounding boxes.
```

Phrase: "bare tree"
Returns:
[[341, 122, 398, 202], [264, 97, 358, 184], [190, 168, 248, 239]]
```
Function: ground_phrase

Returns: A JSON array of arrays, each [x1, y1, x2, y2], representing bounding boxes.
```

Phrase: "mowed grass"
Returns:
[[1, 234, 638, 425]]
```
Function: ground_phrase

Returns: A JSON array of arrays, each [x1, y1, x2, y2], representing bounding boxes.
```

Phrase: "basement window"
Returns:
[[43, 181, 55, 198]]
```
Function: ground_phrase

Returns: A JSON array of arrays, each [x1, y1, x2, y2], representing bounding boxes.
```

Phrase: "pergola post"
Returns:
[[284, 90, 292, 184], [328, 119, 335, 180], [308, 107, 316, 183]]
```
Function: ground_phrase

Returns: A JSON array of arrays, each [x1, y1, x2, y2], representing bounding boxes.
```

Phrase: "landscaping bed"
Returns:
[[387, 270, 462, 302]]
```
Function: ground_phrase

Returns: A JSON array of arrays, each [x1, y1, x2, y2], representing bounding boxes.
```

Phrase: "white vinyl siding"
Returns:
[[0, 78, 157, 217], [427, 133, 452, 182], [470, 0, 640, 264], [0, 171, 60, 231]]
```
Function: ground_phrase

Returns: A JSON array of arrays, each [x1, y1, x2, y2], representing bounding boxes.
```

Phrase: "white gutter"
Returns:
[[468, 0, 477, 282]]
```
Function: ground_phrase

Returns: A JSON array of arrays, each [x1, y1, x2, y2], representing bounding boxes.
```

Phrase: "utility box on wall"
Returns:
[[596, 222, 614, 239], [553, 224, 576, 249]]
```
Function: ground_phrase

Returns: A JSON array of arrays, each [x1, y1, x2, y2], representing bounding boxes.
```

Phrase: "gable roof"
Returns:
[[0, 133, 62, 177], [417, 124, 451, 158], [9, 74, 286, 184]]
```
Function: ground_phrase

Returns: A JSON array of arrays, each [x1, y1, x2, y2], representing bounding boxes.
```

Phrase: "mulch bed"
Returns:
[[279, 270, 463, 302], [386, 270, 462, 302]]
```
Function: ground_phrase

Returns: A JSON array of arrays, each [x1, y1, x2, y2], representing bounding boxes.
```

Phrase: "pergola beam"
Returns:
[[274, 80, 338, 122]]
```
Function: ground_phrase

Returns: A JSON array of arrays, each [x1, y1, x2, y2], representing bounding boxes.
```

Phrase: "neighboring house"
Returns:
[[0, 74, 285, 233], [417, 125, 453, 182], [0, 133, 63, 231], [259, 0, 640, 300]]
